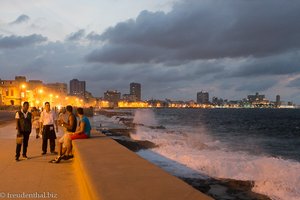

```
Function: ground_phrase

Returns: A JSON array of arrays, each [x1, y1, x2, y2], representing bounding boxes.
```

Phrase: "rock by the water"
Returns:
[[181, 177, 271, 200], [114, 138, 157, 152]]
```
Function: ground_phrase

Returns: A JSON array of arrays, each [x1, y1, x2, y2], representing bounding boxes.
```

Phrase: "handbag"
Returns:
[[16, 136, 23, 144]]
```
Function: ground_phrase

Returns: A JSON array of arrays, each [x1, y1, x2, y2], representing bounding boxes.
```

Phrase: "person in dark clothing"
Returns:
[[15, 101, 32, 161]]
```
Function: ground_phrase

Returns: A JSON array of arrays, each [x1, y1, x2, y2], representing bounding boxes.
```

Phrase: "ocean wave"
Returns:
[[130, 109, 300, 200], [93, 109, 300, 200]]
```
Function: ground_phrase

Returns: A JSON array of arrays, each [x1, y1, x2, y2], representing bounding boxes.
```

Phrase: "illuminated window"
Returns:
[[11, 89, 14, 96]]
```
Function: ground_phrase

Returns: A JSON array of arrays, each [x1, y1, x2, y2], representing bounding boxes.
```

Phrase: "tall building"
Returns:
[[197, 91, 209, 104], [276, 95, 281, 107], [130, 82, 141, 101], [70, 79, 86, 98]]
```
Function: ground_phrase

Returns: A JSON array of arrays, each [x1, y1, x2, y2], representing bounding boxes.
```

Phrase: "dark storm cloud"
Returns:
[[86, 0, 300, 64], [235, 79, 277, 92], [65, 29, 85, 41], [230, 52, 300, 77], [287, 78, 300, 89], [81, 59, 224, 83], [86, 43, 168, 64], [0, 34, 47, 49], [0, 41, 90, 83], [10, 14, 30, 25], [86, 31, 102, 41]]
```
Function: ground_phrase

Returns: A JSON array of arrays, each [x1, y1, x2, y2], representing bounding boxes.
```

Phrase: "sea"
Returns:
[[91, 108, 300, 200]]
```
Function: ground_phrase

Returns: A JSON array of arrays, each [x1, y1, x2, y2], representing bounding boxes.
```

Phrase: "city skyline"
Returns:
[[1, 1, 300, 103], [0, 75, 293, 107]]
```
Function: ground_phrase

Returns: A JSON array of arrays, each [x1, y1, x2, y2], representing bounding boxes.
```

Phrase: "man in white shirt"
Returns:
[[39, 102, 58, 155]]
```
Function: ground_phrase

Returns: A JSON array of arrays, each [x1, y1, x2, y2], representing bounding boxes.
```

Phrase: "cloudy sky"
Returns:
[[1, 0, 300, 104]]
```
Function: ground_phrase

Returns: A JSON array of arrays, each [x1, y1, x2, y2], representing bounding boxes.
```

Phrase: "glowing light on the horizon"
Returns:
[[118, 101, 149, 108]]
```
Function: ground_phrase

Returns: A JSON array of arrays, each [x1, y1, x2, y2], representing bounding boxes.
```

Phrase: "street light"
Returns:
[[20, 84, 26, 105]]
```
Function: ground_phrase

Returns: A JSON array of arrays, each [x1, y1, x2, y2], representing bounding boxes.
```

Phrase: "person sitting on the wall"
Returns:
[[50, 107, 91, 163]]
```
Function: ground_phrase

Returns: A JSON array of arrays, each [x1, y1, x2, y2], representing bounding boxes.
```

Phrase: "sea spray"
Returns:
[[133, 109, 157, 126], [93, 109, 300, 200], [130, 110, 300, 200], [133, 124, 300, 200]]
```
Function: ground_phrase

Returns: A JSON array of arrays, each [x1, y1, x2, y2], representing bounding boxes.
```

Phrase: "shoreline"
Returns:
[[96, 110, 271, 200]]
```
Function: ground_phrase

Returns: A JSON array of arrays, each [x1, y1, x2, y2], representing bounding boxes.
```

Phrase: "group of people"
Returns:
[[15, 101, 91, 163]]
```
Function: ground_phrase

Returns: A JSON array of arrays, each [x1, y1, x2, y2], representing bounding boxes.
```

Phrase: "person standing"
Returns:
[[15, 101, 32, 161], [39, 102, 58, 155]]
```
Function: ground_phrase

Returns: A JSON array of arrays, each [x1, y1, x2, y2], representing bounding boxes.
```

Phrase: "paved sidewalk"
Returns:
[[0, 122, 80, 200]]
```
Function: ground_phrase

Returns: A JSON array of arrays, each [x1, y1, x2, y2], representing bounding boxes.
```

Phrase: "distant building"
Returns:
[[197, 91, 209, 104], [276, 95, 281, 107], [130, 82, 141, 101], [0, 77, 24, 106], [104, 90, 121, 107], [123, 94, 137, 102], [70, 79, 86, 98], [28, 80, 43, 90], [46, 82, 68, 95], [247, 92, 265, 103], [212, 96, 224, 106], [85, 91, 94, 99], [0, 79, 1, 105], [15, 76, 26, 82]]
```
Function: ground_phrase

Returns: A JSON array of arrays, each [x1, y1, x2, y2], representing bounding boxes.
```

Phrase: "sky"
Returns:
[[1, 0, 300, 104]]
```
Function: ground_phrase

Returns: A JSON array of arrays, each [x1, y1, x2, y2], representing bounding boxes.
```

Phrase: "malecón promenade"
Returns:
[[0, 111, 212, 200]]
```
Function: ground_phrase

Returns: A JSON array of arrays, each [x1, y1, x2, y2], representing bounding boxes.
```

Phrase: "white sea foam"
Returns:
[[131, 110, 300, 200], [92, 114, 125, 128], [133, 109, 157, 126]]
